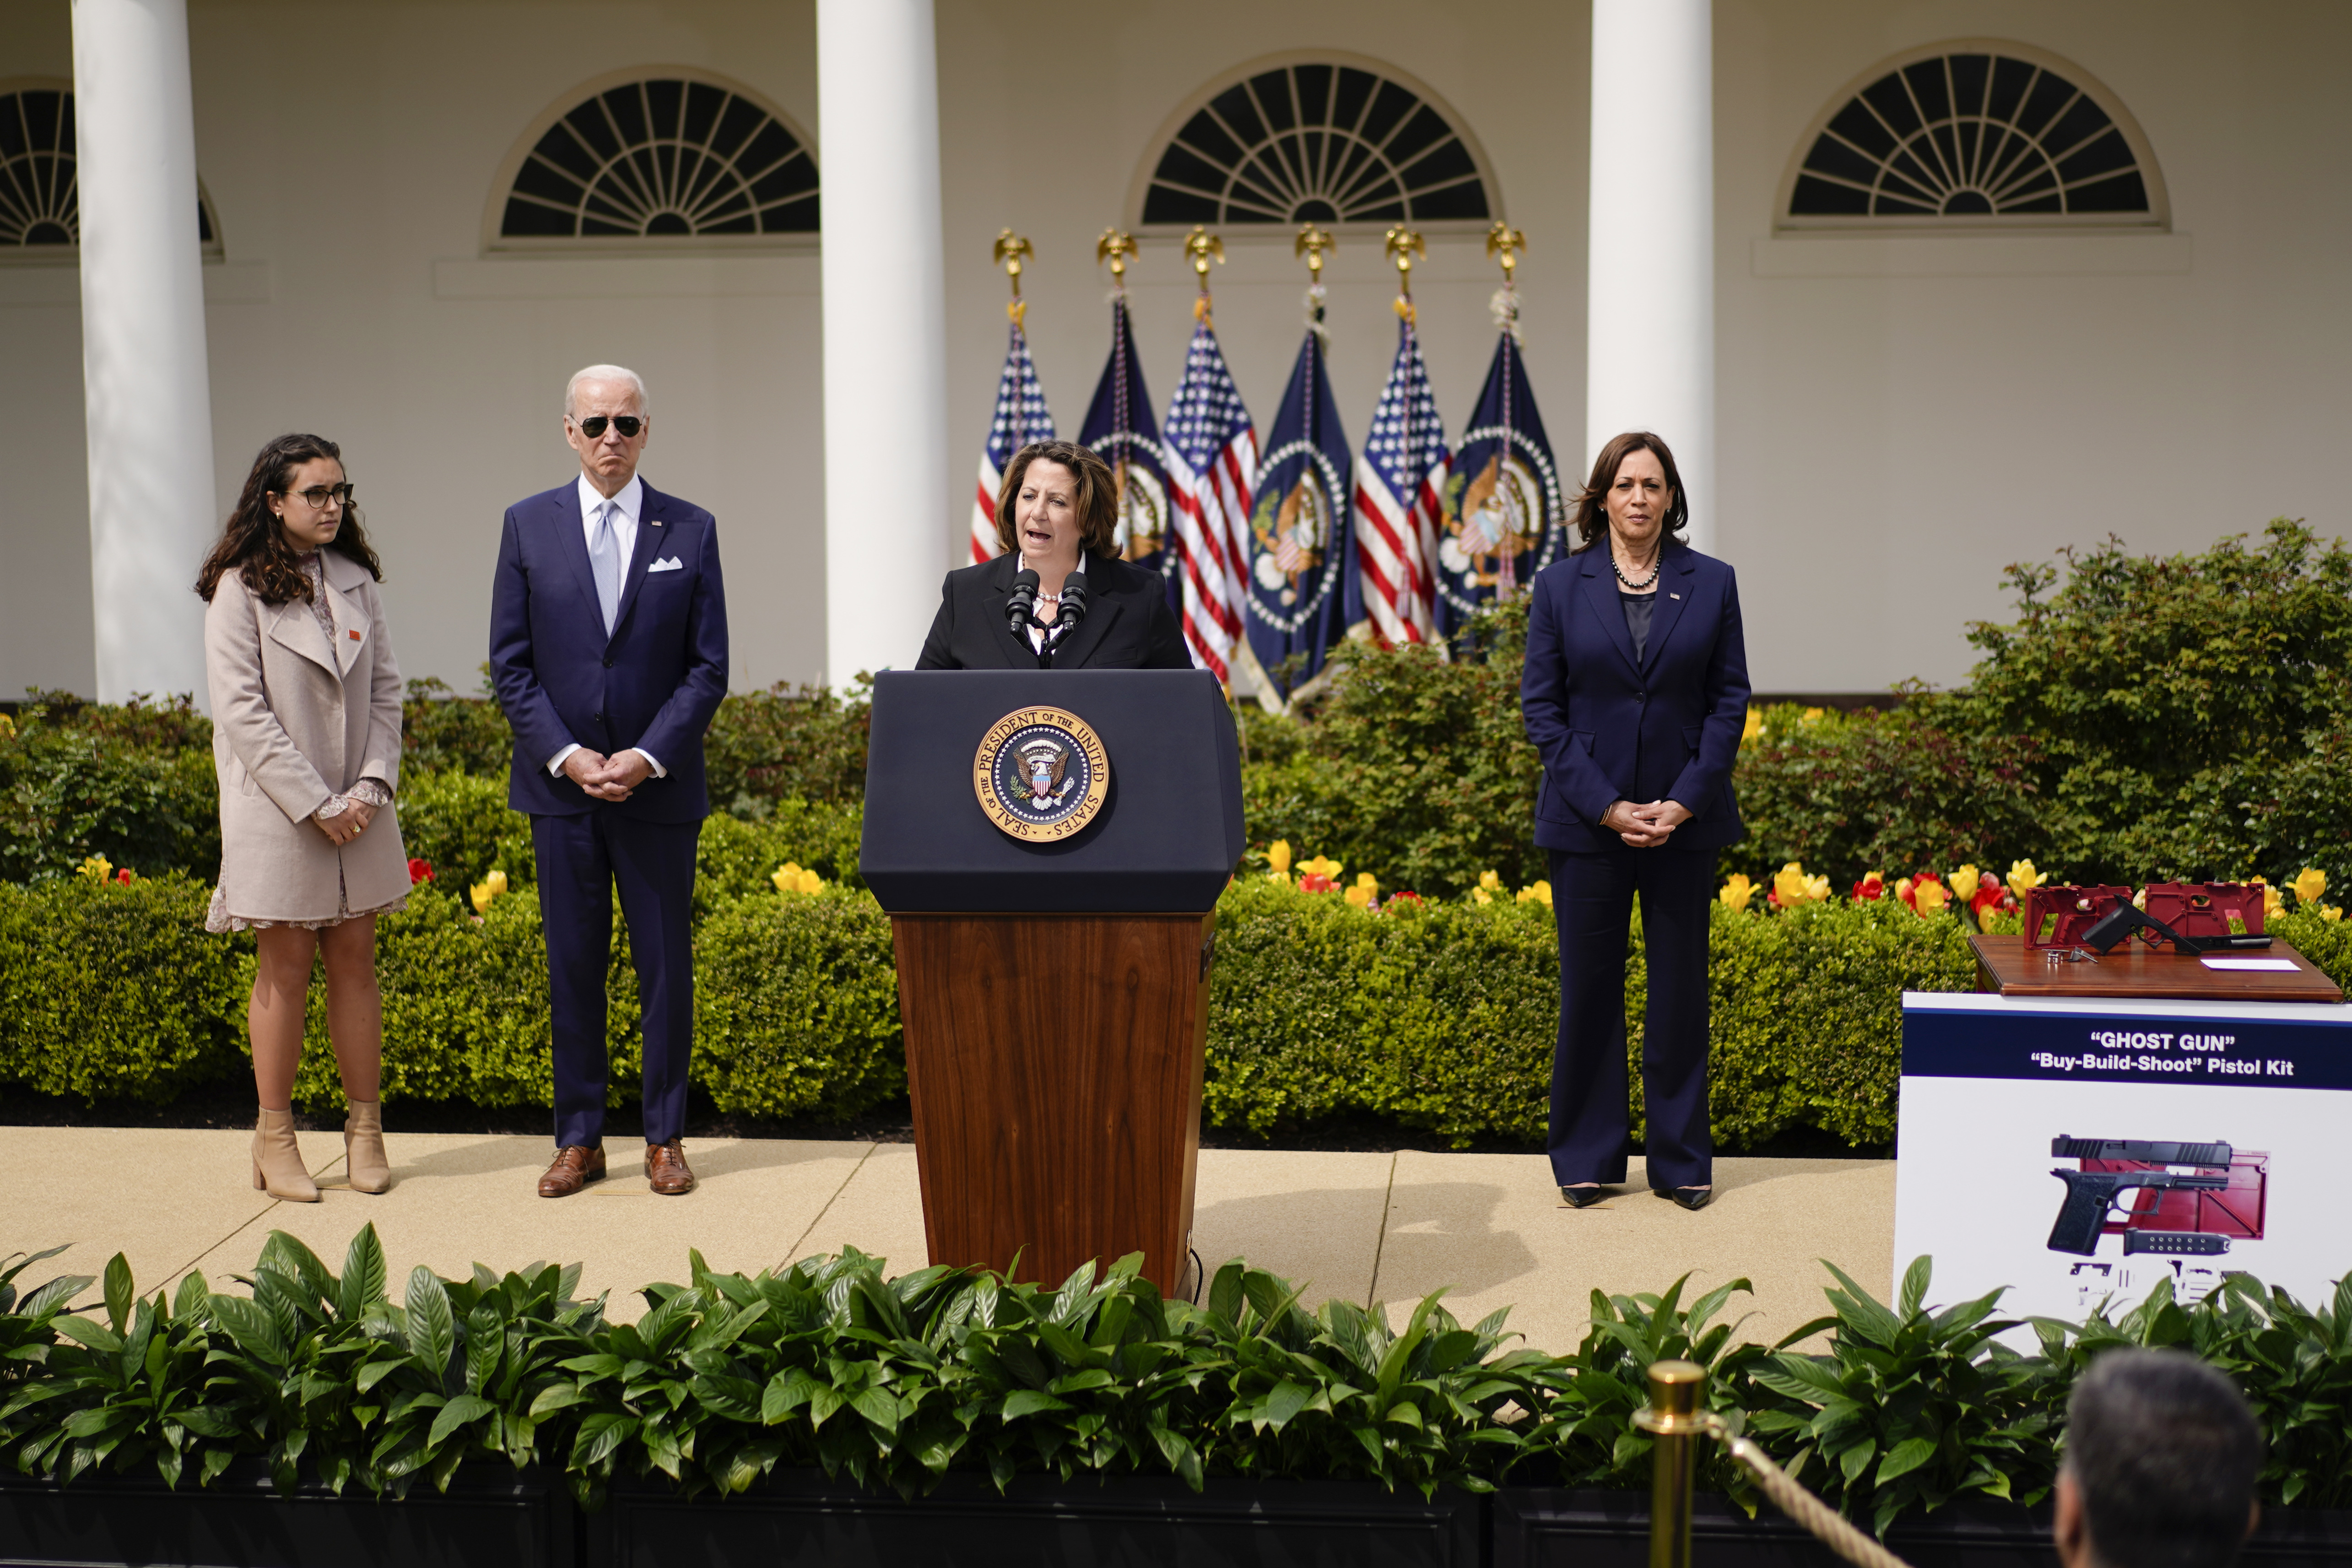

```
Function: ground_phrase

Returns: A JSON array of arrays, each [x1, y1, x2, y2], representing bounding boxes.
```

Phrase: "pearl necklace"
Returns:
[[1611, 546, 1661, 591]]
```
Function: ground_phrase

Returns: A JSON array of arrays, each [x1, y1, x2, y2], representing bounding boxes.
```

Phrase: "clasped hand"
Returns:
[[314, 799, 374, 846], [563, 748, 651, 802], [1602, 798, 1692, 849]]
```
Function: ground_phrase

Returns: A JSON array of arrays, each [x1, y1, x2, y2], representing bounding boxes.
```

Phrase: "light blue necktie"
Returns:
[[588, 500, 622, 635]]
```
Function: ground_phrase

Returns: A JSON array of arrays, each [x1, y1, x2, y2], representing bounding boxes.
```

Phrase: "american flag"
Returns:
[[1355, 319, 1451, 646], [969, 323, 1056, 563], [1163, 322, 1257, 681]]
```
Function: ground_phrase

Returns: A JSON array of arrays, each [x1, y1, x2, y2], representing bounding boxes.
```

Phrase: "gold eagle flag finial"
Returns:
[[1294, 222, 1335, 280], [1485, 221, 1526, 279], [1096, 227, 1138, 285], [993, 229, 1034, 326], [1384, 226, 1425, 323], [1184, 226, 1224, 324]]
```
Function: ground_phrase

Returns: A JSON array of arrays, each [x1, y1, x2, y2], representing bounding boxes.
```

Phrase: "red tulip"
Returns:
[[1853, 872, 1885, 901], [1299, 873, 1337, 894], [114, 868, 133, 885], [408, 858, 435, 884]]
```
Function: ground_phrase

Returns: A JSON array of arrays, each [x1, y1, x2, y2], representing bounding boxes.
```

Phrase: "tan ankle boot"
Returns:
[[344, 1100, 390, 1194], [252, 1107, 320, 1201]]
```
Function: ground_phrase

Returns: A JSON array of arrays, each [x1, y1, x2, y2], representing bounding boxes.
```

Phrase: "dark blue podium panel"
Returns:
[[859, 669, 1246, 913]]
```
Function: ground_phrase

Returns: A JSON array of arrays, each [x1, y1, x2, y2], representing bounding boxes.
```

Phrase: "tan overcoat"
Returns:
[[204, 550, 409, 923]]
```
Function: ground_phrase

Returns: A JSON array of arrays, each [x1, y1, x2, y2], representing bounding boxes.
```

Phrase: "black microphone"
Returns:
[[1006, 569, 1041, 638], [1053, 577, 1089, 633]]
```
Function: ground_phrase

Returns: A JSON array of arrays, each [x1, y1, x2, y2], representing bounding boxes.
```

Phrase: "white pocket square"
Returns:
[[646, 556, 684, 573]]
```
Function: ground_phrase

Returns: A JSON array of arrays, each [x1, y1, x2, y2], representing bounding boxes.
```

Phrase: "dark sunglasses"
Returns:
[[577, 415, 643, 439]]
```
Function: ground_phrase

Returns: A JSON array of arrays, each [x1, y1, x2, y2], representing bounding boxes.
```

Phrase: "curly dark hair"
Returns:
[[195, 433, 383, 604], [993, 440, 1119, 559]]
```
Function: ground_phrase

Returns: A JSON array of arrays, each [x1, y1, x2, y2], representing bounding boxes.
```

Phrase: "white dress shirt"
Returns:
[[548, 472, 665, 781], [1019, 552, 1086, 654]]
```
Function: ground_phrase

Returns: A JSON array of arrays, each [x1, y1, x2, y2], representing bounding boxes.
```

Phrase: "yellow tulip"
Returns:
[[1471, 886, 1492, 905], [1913, 880, 1950, 915], [1516, 880, 1553, 908], [2262, 883, 2286, 922], [1719, 873, 1755, 912], [0, 713, 15, 740], [1343, 883, 1374, 908], [76, 854, 114, 883], [1478, 870, 1502, 891], [1300, 854, 1342, 882], [1740, 710, 1762, 744], [1771, 861, 1823, 907], [2006, 860, 2046, 899], [1266, 868, 1290, 886], [1266, 840, 1292, 876], [1948, 865, 1981, 903], [1894, 877, 1914, 903], [1801, 707, 1826, 725], [771, 862, 823, 894], [1356, 871, 1379, 893], [2322, 906, 2343, 923], [1804, 874, 1831, 902], [470, 868, 508, 914], [2292, 868, 2327, 907]]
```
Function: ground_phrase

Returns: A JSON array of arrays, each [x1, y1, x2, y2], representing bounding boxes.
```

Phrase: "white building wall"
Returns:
[[1715, 0, 2352, 690], [1, 0, 2345, 700]]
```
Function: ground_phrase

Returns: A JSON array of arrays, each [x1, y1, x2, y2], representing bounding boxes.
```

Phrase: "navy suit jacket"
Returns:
[[488, 478, 729, 822], [1519, 540, 1750, 854]]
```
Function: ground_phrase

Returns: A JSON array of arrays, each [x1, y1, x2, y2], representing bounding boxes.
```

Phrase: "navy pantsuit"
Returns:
[[1520, 540, 1749, 1190], [488, 478, 728, 1148]]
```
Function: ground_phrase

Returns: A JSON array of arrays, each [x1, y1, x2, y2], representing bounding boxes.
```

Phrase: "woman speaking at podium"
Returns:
[[1520, 431, 1749, 1214], [916, 440, 1191, 670]]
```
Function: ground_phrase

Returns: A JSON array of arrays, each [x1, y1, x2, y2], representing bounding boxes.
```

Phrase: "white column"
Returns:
[[1586, 0, 1714, 556], [817, 0, 947, 686], [73, 0, 217, 703]]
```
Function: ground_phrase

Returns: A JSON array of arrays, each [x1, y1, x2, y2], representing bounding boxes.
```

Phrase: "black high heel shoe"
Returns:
[[1656, 1185, 1713, 1211], [1559, 1184, 1606, 1209]]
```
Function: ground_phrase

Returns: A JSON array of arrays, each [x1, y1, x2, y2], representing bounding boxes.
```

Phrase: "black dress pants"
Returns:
[[1546, 844, 1715, 1190]]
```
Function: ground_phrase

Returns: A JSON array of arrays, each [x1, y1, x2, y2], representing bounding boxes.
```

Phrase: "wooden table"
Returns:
[[1968, 933, 2345, 1003]]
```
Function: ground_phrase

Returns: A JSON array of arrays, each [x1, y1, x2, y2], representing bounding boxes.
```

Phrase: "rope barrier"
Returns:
[[1639, 1360, 1918, 1568]]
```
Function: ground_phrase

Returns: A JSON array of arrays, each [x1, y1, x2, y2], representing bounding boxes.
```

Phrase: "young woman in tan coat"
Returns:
[[198, 434, 408, 1201]]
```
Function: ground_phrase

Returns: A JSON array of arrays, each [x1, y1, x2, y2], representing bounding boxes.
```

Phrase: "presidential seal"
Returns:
[[972, 706, 1110, 842]]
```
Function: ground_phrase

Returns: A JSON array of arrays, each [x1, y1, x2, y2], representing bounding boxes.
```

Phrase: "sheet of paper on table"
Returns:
[[2200, 957, 2300, 972]]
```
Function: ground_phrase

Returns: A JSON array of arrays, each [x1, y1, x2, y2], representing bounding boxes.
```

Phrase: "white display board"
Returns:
[[1895, 991, 2352, 1325]]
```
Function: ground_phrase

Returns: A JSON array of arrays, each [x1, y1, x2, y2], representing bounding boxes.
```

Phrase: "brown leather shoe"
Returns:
[[538, 1145, 606, 1198], [645, 1139, 696, 1195]]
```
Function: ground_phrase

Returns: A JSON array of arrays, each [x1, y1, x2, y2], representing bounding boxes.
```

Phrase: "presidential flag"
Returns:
[[1435, 331, 1565, 641], [1244, 320, 1353, 699], [1077, 295, 1177, 606], [1354, 319, 1451, 647], [968, 322, 1055, 563], [1163, 321, 1257, 681]]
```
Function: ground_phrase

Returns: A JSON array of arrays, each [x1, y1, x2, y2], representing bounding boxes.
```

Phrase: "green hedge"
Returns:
[[0, 872, 248, 1103], [3, 1228, 2347, 1525], [7, 827, 2348, 1146]]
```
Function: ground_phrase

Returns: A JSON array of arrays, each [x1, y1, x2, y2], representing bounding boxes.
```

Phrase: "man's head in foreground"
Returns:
[[2056, 1348, 2261, 1568]]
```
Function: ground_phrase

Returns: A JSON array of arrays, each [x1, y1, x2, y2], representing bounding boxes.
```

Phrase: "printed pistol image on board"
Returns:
[[2045, 1135, 2269, 1257]]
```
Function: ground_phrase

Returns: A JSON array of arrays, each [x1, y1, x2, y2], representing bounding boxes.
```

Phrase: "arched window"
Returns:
[[1779, 43, 2167, 228], [0, 81, 224, 255], [1135, 54, 1496, 231], [490, 70, 817, 247]]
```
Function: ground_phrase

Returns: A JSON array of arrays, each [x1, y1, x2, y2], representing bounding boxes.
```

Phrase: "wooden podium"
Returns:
[[860, 670, 1244, 1295]]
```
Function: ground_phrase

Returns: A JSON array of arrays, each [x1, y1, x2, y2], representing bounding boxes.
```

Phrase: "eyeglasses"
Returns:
[[277, 484, 354, 510], [576, 415, 643, 439]]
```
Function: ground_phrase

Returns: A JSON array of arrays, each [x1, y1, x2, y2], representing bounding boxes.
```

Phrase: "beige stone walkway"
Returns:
[[0, 1129, 1892, 1352]]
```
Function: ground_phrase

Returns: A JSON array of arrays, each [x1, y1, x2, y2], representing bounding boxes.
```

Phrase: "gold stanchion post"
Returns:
[[1636, 1359, 1708, 1568]]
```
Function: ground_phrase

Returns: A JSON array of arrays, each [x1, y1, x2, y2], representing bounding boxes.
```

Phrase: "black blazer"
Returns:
[[1519, 540, 1750, 855], [915, 551, 1193, 670]]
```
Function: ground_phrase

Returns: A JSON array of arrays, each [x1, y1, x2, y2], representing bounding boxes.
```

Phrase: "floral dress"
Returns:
[[205, 552, 408, 933]]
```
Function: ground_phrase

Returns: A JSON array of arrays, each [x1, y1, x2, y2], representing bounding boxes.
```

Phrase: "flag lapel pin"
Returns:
[[1670, 592, 1682, 600]]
